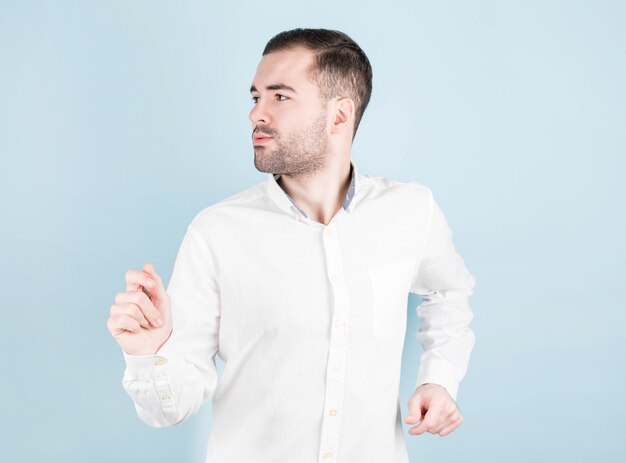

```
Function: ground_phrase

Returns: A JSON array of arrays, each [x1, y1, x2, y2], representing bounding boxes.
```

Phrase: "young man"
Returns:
[[107, 28, 476, 463]]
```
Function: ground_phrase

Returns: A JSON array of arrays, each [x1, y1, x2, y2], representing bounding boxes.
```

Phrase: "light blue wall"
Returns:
[[1, 1, 624, 461]]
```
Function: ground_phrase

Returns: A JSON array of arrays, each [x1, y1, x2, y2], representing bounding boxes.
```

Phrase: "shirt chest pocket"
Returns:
[[367, 257, 416, 339]]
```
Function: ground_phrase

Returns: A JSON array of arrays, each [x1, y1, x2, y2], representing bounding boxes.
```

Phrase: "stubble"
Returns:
[[254, 109, 328, 182]]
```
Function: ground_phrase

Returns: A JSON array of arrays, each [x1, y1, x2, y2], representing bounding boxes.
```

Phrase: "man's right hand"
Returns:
[[107, 262, 173, 355]]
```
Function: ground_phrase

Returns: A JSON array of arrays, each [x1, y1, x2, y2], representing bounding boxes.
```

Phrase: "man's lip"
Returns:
[[253, 135, 274, 141]]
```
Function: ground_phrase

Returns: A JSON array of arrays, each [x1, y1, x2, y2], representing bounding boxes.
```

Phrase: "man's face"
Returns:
[[249, 47, 329, 177]]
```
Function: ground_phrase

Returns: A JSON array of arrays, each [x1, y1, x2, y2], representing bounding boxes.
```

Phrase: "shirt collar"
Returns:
[[266, 160, 358, 223]]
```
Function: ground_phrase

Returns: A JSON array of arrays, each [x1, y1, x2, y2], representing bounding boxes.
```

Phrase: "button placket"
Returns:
[[318, 224, 349, 463]]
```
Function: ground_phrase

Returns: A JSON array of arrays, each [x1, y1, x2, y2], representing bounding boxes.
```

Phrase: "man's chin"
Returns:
[[253, 153, 273, 174]]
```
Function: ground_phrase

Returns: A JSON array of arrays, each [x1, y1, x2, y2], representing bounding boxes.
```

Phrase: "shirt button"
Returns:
[[323, 452, 332, 459], [161, 395, 172, 401], [329, 409, 337, 416], [154, 358, 167, 366], [332, 365, 343, 374], [334, 319, 344, 328]]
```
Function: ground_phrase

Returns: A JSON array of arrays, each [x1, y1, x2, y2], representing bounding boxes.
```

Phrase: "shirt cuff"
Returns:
[[415, 358, 460, 402], [123, 351, 170, 380]]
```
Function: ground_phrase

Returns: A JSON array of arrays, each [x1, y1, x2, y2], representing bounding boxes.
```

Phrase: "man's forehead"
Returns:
[[250, 48, 316, 92]]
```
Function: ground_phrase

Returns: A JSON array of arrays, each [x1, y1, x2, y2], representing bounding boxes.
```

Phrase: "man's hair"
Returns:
[[262, 28, 373, 141]]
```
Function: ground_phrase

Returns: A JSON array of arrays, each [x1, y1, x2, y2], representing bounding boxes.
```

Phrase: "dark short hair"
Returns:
[[262, 28, 373, 141]]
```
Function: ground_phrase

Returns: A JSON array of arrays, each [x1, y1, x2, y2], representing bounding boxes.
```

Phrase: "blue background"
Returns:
[[1, 1, 624, 461]]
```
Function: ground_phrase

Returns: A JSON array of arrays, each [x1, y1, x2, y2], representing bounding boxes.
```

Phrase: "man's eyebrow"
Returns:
[[250, 83, 298, 94]]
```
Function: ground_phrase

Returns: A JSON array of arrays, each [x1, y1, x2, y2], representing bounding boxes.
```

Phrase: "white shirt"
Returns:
[[122, 160, 476, 463]]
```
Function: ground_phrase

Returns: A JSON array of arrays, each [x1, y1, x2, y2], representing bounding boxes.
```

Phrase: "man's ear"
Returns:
[[331, 98, 355, 135]]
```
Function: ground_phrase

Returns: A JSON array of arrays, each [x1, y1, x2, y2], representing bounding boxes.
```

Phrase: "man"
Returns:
[[107, 28, 476, 463]]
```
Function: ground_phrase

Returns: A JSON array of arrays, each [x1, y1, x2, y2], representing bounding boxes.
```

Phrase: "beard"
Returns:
[[253, 109, 328, 180]]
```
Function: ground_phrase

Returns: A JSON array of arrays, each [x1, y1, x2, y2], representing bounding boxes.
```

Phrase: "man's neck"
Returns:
[[277, 159, 352, 226]]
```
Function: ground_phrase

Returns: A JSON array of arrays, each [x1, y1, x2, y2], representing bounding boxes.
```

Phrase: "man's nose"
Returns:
[[249, 99, 270, 126]]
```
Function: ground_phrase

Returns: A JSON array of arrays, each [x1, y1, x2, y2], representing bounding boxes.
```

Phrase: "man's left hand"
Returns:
[[405, 383, 463, 437]]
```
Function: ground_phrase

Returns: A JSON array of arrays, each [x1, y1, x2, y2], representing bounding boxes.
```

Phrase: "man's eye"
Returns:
[[250, 94, 288, 104]]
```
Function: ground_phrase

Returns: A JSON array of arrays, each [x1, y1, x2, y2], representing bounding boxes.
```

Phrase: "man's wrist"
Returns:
[[417, 382, 451, 396]]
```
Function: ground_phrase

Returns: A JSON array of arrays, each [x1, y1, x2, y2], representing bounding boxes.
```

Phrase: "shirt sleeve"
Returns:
[[410, 188, 476, 402], [121, 223, 221, 427]]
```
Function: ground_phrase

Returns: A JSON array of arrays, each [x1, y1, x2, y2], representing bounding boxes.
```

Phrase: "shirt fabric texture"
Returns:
[[122, 160, 476, 463]]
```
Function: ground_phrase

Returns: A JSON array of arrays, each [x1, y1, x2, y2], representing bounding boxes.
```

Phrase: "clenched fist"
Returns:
[[405, 383, 464, 437], [107, 262, 172, 355]]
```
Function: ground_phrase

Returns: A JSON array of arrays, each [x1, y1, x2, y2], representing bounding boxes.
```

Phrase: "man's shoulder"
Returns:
[[188, 178, 269, 230], [358, 171, 433, 203]]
